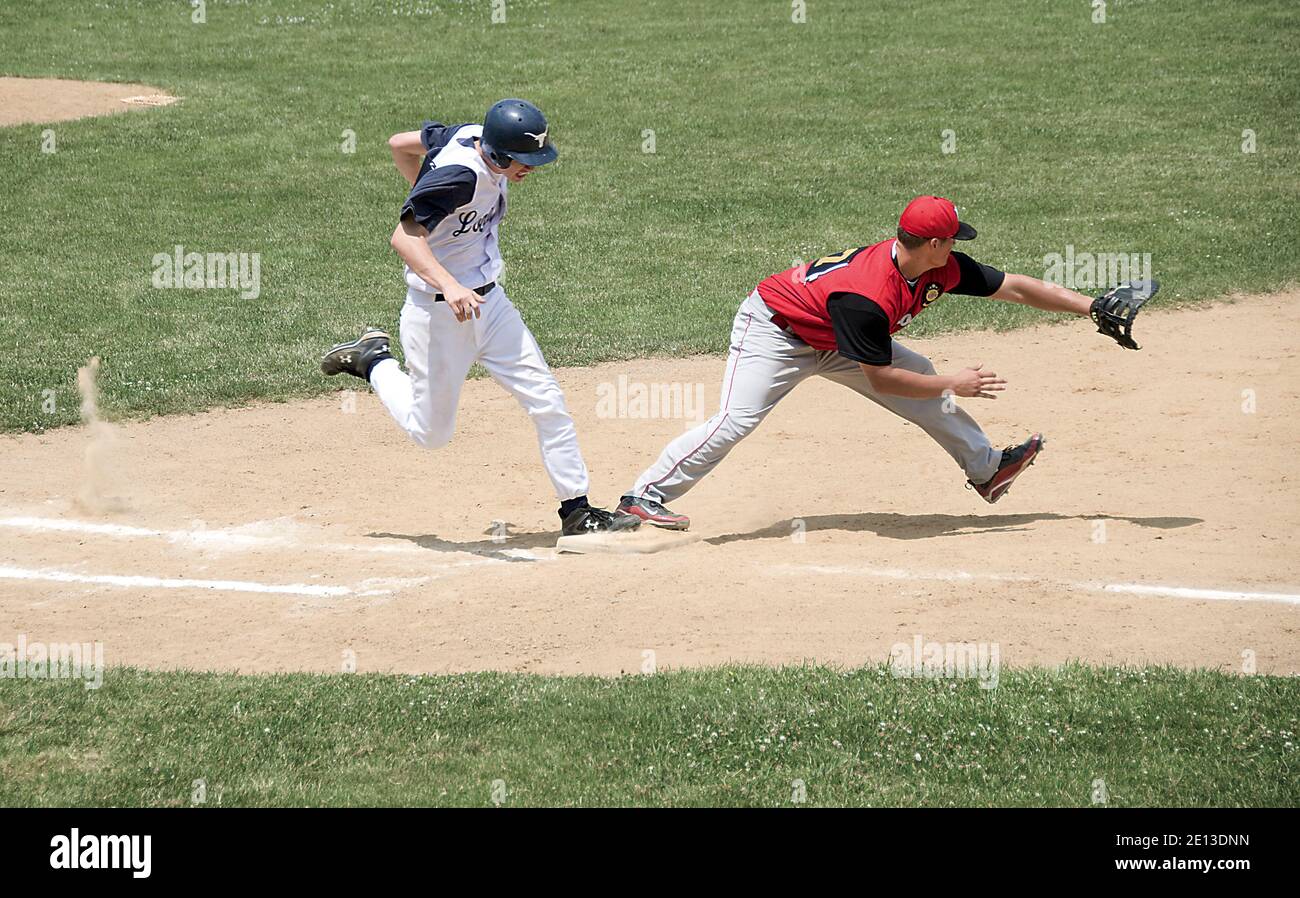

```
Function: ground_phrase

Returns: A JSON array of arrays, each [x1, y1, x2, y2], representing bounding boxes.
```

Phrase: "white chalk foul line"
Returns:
[[0, 565, 354, 598], [0, 557, 510, 598], [773, 564, 1300, 607], [1096, 583, 1300, 605], [0, 515, 539, 563], [0, 514, 534, 598], [0, 517, 160, 539]]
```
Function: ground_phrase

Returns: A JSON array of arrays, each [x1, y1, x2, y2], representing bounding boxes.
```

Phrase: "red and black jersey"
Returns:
[[756, 238, 1004, 365]]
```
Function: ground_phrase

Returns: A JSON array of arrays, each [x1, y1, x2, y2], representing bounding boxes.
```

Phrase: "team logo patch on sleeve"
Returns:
[[923, 283, 943, 306]]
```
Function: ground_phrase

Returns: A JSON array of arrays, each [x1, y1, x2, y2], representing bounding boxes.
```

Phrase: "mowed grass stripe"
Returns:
[[0, 665, 1296, 807]]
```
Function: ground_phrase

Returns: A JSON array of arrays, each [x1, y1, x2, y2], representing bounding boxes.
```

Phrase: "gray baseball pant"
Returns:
[[628, 291, 1002, 504]]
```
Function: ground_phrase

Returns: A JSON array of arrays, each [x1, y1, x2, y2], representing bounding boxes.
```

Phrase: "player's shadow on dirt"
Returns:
[[706, 512, 1202, 545], [366, 524, 551, 562]]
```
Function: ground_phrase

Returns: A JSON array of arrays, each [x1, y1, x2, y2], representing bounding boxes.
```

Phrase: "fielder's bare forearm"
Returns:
[[861, 364, 953, 399], [993, 273, 1092, 316], [388, 130, 426, 187], [390, 220, 461, 293]]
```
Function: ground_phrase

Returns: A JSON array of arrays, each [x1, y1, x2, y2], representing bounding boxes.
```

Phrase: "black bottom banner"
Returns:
[[1, 807, 1287, 884]]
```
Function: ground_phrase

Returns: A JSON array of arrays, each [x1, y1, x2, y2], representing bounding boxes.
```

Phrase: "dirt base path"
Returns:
[[1, 294, 1297, 675]]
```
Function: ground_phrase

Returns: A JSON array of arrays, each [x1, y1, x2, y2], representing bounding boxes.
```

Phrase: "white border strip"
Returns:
[[773, 563, 1300, 607], [0, 565, 354, 597]]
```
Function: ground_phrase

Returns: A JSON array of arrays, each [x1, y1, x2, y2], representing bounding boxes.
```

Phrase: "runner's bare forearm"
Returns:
[[388, 130, 425, 187], [390, 220, 461, 293]]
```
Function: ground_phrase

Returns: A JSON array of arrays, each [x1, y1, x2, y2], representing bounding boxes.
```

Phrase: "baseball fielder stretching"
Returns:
[[321, 99, 638, 536], [617, 195, 1155, 530]]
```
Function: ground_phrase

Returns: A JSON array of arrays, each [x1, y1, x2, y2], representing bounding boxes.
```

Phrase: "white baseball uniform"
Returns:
[[367, 122, 590, 501]]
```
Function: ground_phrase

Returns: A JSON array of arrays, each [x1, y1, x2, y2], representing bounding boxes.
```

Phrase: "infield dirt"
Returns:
[[0, 77, 177, 127], [1, 293, 1296, 675]]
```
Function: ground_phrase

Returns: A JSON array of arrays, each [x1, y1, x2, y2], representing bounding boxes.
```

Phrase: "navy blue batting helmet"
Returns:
[[480, 98, 558, 168]]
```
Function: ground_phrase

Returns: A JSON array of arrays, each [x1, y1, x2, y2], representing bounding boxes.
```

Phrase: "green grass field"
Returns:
[[1, 0, 1297, 432], [1, 665, 1295, 807], [3, 1, 1298, 809]]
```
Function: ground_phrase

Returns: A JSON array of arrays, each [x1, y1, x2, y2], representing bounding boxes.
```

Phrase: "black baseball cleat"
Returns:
[[560, 505, 642, 537], [968, 433, 1045, 504], [320, 328, 393, 379], [617, 494, 690, 531]]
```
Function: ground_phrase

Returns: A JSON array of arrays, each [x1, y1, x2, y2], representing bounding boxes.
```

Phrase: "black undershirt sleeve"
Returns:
[[827, 293, 893, 366], [950, 251, 1006, 297], [419, 121, 472, 154], [400, 164, 477, 232]]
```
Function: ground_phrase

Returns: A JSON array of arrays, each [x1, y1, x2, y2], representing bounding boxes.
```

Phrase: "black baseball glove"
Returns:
[[1090, 279, 1159, 350]]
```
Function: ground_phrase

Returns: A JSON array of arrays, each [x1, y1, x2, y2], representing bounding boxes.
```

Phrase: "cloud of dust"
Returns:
[[75, 357, 128, 514]]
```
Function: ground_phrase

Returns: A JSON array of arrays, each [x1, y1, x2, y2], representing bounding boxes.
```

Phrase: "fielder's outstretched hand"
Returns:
[[951, 363, 1006, 399]]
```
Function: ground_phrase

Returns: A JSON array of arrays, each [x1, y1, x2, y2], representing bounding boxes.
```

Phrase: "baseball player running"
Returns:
[[321, 99, 638, 536], [617, 195, 1156, 530]]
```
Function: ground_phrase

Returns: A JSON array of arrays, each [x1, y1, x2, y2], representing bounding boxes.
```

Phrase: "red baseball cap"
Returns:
[[899, 195, 977, 240]]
